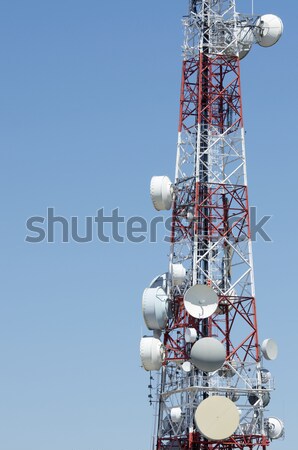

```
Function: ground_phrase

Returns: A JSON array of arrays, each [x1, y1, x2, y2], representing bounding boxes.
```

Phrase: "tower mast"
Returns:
[[140, 2, 284, 450]]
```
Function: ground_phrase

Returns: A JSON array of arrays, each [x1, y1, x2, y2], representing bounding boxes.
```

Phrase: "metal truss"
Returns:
[[150, 2, 278, 450]]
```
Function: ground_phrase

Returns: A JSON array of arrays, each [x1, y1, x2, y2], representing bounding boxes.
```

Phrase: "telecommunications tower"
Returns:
[[140, 1, 284, 450]]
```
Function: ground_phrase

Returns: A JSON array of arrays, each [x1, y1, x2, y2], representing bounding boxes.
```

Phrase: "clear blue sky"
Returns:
[[0, 0, 296, 449]]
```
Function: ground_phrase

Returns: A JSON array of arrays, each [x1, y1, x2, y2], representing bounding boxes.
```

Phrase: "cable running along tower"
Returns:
[[140, 1, 284, 450]]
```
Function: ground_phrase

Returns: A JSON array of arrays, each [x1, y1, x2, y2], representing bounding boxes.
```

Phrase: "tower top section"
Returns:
[[184, 0, 283, 60]]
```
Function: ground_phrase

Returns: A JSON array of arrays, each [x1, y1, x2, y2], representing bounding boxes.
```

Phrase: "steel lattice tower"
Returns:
[[140, 2, 284, 450]]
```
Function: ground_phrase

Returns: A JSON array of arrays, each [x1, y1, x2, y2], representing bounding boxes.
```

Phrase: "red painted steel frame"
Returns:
[[159, 54, 263, 450]]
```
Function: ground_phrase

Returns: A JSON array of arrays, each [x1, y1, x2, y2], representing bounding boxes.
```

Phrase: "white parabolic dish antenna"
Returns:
[[142, 287, 169, 331], [181, 361, 192, 372], [185, 327, 197, 343], [267, 417, 284, 440], [150, 176, 173, 211], [170, 407, 182, 423], [195, 396, 240, 440], [256, 14, 283, 47], [140, 337, 164, 371], [184, 284, 218, 319], [190, 337, 226, 372], [261, 338, 278, 360]]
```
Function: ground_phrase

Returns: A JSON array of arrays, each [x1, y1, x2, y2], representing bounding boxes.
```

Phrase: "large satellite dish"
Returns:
[[150, 176, 173, 211], [195, 396, 240, 440], [261, 338, 278, 361], [185, 327, 197, 343], [140, 337, 164, 371], [184, 284, 218, 319], [256, 14, 283, 47], [190, 337, 226, 372], [142, 287, 169, 331]]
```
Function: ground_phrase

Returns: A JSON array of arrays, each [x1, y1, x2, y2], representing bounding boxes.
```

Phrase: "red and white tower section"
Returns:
[[140, 2, 284, 450]]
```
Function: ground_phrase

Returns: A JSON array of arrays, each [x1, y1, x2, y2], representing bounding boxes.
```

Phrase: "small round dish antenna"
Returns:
[[140, 337, 164, 371], [170, 263, 186, 286], [190, 337, 226, 372], [170, 407, 182, 423], [142, 287, 169, 331], [266, 417, 284, 440], [261, 338, 278, 361], [248, 387, 270, 407], [218, 360, 237, 378], [181, 361, 192, 372], [184, 284, 218, 319], [185, 327, 197, 343], [195, 396, 240, 440], [150, 176, 173, 211], [256, 14, 283, 47]]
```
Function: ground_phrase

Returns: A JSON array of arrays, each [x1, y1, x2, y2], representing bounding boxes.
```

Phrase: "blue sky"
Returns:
[[0, 0, 296, 449]]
